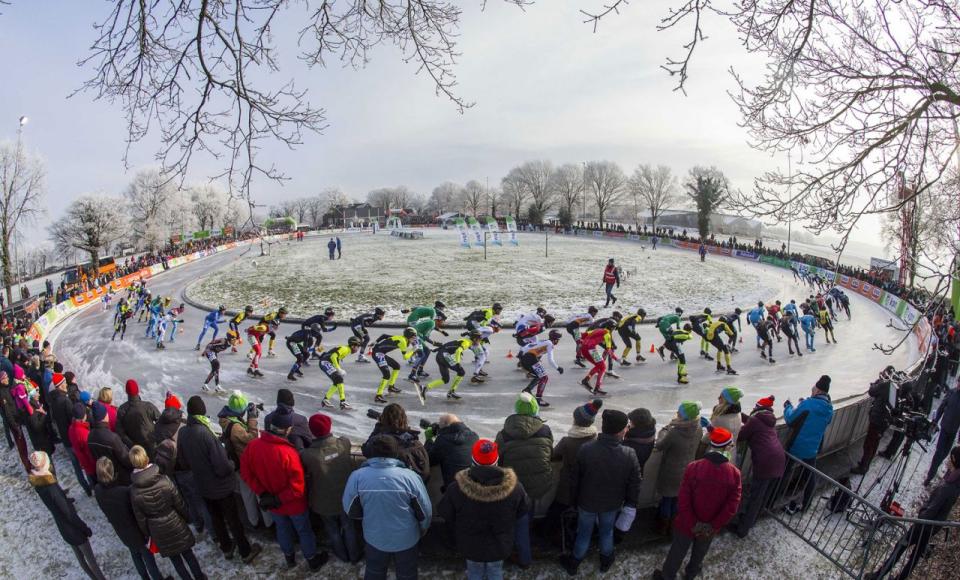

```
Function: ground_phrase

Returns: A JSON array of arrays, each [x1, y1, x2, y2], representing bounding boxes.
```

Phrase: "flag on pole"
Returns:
[[505, 216, 519, 246], [454, 218, 471, 248], [485, 216, 502, 246], [467, 217, 483, 246]]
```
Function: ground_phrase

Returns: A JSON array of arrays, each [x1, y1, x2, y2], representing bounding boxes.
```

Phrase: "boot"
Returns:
[[446, 390, 461, 400], [285, 554, 296, 569], [242, 543, 263, 564], [559, 554, 580, 576], [308, 552, 329, 571], [657, 346, 665, 360], [606, 370, 621, 379], [470, 375, 485, 384], [580, 377, 593, 393], [636, 354, 646, 362], [703, 351, 714, 361], [536, 397, 550, 407], [287, 373, 297, 381], [593, 387, 609, 396], [620, 360, 632, 367], [599, 553, 615, 573], [339, 400, 352, 410], [726, 367, 738, 375], [321, 398, 334, 408], [388, 385, 403, 394], [374, 395, 388, 404]]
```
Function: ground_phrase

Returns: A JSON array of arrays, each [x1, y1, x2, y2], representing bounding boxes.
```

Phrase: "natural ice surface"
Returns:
[[191, 230, 778, 321]]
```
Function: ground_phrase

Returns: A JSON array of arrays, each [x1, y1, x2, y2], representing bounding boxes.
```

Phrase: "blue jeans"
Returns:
[[364, 542, 418, 580], [174, 471, 213, 534], [275, 510, 317, 560], [804, 330, 815, 350], [466, 560, 503, 580], [572, 509, 618, 560], [513, 509, 532, 566], [322, 513, 361, 563], [128, 545, 163, 580]]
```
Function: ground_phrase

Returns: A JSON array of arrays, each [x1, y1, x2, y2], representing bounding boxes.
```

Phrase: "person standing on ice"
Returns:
[[799, 310, 818, 352], [336, 236, 342, 259], [602, 258, 620, 308], [698, 243, 707, 262]]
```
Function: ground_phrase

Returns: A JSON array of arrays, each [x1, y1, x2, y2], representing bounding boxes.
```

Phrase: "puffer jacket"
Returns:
[[94, 482, 146, 549], [622, 426, 656, 477], [438, 466, 529, 563], [130, 464, 196, 557], [654, 417, 702, 497], [47, 388, 73, 445], [784, 394, 834, 459], [362, 425, 431, 482], [572, 433, 642, 512], [551, 425, 597, 505], [116, 397, 160, 457], [301, 435, 356, 516], [675, 452, 742, 537], [67, 419, 97, 476], [737, 409, 786, 480], [496, 414, 554, 500], [177, 415, 237, 500], [425, 421, 479, 489], [240, 431, 308, 516], [30, 473, 92, 546]]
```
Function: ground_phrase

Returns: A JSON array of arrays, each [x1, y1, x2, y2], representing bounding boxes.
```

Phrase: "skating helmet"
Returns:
[[434, 300, 446, 311], [611, 311, 623, 321], [600, 319, 618, 330], [675, 307, 683, 315], [588, 306, 599, 316], [403, 327, 418, 340], [542, 314, 556, 327], [548, 329, 563, 343], [244, 305, 254, 314], [374, 307, 386, 318], [324, 307, 335, 318], [703, 307, 712, 316], [734, 307, 742, 316], [309, 323, 323, 336], [492, 302, 503, 314], [536, 307, 547, 317], [757, 301, 764, 308], [347, 336, 362, 348], [682, 323, 692, 332], [217, 305, 226, 313], [637, 308, 647, 319]]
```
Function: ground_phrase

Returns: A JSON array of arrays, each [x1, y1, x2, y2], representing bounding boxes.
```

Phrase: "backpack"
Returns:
[[826, 477, 853, 514], [221, 421, 241, 470], [154, 426, 180, 476]]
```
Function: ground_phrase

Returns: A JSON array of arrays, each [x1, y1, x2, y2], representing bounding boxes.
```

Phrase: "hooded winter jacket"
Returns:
[[152, 407, 186, 476], [30, 473, 93, 546], [301, 434, 356, 516], [116, 396, 160, 458], [343, 457, 433, 553], [94, 481, 146, 549], [783, 393, 834, 459], [675, 451, 742, 537], [654, 417, 702, 497], [363, 425, 431, 483], [572, 433, 642, 512], [177, 415, 237, 500], [88, 421, 133, 485], [47, 388, 73, 445], [130, 464, 196, 557], [240, 431, 308, 516], [551, 425, 597, 505], [67, 419, 97, 476], [622, 425, 656, 477], [438, 465, 530, 562], [425, 421, 479, 489], [264, 403, 313, 450], [496, 414, 554, 500], [737, 409, 786, 480]]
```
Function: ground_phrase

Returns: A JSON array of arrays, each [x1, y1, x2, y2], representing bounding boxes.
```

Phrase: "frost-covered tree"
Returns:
[[190, 184, 225, 231], [629, 164, 678, 231], [584, 161, 626, 228], [0, 141, 45, 305], [500, 173, 529, 220], [429, 182, 461, 215], [49, 195, 128, 267], [504, 161, 553, 225], [459, 180, 485, 216], [548, 163, 584, 222], [124, 168, 176, 251]]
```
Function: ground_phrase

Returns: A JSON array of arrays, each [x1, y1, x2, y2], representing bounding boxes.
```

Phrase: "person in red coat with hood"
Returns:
[[653, 426, 741, 580], [67, 403, 96, 489], [240, 407, 328, 572]]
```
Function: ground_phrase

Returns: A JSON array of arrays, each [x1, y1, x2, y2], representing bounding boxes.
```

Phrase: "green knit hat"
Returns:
[[678, 400, 702, 421], [227, 391, 248, 415], [515, 392, 540, 417], [721, 387, 744, 405]]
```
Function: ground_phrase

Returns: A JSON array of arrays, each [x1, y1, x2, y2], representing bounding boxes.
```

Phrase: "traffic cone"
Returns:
[[506, 350, 514, 359], [649, 343, 656, 353]]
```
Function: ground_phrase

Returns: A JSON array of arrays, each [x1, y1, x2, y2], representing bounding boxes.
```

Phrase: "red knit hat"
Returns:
[[708, 427, 733, 447], [52, 373, 66, 388], [756, 395, 775, 409], [125, 379, 139, 397], [164, 392, 182, 410], [472, 439, 499, 466], [309, 413, 332, 438]]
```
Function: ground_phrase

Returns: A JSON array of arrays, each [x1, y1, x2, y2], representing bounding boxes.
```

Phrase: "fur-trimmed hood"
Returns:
[[456, 466, 518, 503], [28, 473, 57, 488]]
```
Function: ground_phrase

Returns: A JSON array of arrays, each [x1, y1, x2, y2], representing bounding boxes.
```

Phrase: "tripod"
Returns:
[[846, 430, 926, 529]]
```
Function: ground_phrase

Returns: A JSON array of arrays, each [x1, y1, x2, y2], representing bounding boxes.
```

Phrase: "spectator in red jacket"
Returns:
[[240, 406, 328, 572], [653, 426, 742, 580], [67, 403, 96, 489]]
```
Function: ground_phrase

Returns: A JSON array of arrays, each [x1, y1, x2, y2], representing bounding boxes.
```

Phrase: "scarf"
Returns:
[[193, 414, 216, 435], [567, 424, 598, 438]]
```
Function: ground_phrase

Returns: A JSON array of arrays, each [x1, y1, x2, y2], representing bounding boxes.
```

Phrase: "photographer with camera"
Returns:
[[782, 375, 834, 514], [423, 413, 478, 491], [924, 378, 960, 486], [217, 391, 270, 528], [851, 368, 896, 475], [264, 389, 314, 451], [362, 403, 431, 482]]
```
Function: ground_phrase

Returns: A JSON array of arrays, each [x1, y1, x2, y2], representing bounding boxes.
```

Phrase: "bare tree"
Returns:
[[549, 163, 584, 221], [460, 180, 485, 216], [429, 182, 461, 215], [124, 168, 176, 251], [584, 161, 626, 228], [306, 195, 327, 227], [500, 173, 529, 220], [485, 184, 501, 217], [504, 160, 553, 224], [190, 185, 225, 231], [0, 141, 45, 305], [323, 187, 351, 226], [685, 166, 730, 239], [629, 164, 678, 232], [49, 195, 128, 267]]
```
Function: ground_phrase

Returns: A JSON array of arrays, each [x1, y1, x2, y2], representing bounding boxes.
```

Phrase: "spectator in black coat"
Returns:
[[852, 370, 894, 474], [362, 403, 431, 482], [561, 410, 641, 575], [925, 381, 960, 486], [425, 413, 478, 490], [177, 396, 262, 564], [93, 457, 165, 580], [116, 379, 160, 458], [623, 408, 657, 477], [28, 451, 107, 580], [88, 402, 133, 485], [263, 388, 313, 450], [438, 439, 529, 580]]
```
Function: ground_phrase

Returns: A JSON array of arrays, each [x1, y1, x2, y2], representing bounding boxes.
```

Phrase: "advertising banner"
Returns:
[[454, 218, 471, 248], [505, 216, 519, 246], [467, 217, 483, 246], [484, 217, 502, 246]]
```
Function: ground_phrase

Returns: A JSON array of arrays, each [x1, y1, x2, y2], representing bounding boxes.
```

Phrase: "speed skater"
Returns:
[[195, 305, 226, 350], [228, 305, 254, 352], [319, 337, 363, 411], [260, 306, 289, 357], [578, 326, 618, 395], [661, 323, 693, 384], [565, 306, 598, 367], [404, 302, 448, 382], [780, 310, 803, 356], [656, 307, 684, 360], [463, 303, 504, 382], [817, 307, 837, 344], [285, 324, 323, 381], [617, 308, 647, 366], [201, 330, 241, 393], [688, 308, 714, 361], [112, 299, 133, 341], [756, 318, 776, 363], [349, 307, 386, 363], [418, 332, 481, 404], [514, 308, 553, 348], [245, 321, 269, 377], [518, 329, 564, 406], [706, 317, 738, 374], [371, 327, 419, 403], [302, 307, 336, 359]]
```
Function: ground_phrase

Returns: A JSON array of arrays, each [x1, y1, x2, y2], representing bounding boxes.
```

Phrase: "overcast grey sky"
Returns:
[[0, 1, 884, 251]]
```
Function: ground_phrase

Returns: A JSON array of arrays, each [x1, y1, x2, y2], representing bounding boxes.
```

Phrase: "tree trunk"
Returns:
[[599, 207, 605, 229]]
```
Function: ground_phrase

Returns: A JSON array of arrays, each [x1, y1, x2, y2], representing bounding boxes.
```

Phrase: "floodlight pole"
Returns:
[[484, 231, 489, 260]]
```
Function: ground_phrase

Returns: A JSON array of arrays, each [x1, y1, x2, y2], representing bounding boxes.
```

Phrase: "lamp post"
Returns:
[[787, 150, 792, 256]]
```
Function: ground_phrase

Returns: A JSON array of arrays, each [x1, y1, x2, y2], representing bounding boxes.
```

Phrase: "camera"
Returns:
[[419, 418, 439, 433], [366, 409, 381, 421], [892, 410, 936, 443]]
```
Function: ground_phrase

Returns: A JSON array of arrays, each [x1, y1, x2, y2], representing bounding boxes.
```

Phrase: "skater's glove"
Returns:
[[558, 367, 564, 375], [246, 402, 259, 419], [424, 427, 435, 442], [699, 416, 711, 429]]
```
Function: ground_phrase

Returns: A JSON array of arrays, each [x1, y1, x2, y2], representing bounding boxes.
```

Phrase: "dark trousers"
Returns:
[[364, 542, 418, 580], [175, 471, 213, 534], [872, 523, 936, 580], [660, 531, 714, 580], [128, 544, 164, 580], [926, 428, 959, 482], [1, 411, 14, 448], [736, 477, 775, 537], [205, 493, 251, 558], [169, 548, 204, 580], [62, 446, 93, 495], [782, 456, 818, 511], [321, 513, 361, 563], [10, 423, 30, 473], [857, 423, 887, 470]]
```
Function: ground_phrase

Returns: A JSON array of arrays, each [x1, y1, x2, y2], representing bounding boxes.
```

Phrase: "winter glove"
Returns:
[[614, 506, 636, 532], [246, 402, 259, 419], [699, 416, 711, 429], [558, 367, 564, 375], [258, 493, 281, 511], [692, 521, 713, 538]]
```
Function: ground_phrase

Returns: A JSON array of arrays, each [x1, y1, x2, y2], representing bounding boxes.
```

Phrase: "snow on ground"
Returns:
[[191, 231, 778, 322]]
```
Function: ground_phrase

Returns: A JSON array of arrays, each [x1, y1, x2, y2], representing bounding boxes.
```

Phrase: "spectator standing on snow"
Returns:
[[362, 403, 431, 482], [68, 403, 97, 491], [301, 413, 360, 564], [730, 396, 784, 538], [240, 407, 329, 572], [653, 427, 741, 580], [218, 391, 268, 528], [48, 372, 91, 491], [852, 369, 895, 475], [924, 379, 960, 486], [623, 407, 657, 477], [336, 236, 342, 259], [439, 439, 530, 580], [94, 457, 165, 580], [425, 413, 479, 491], [98, 387, 118, 431], [264, 389, 314, 451], [116, 379, 160, 458], [88, 402, 133, 485], [327, 238, 336, 260], [548, 399, 601, 543], [128, 445, 206, 580], [782, 375, 834, 513], [343, 434, 432, 580], [654, 401, 703, 536], [602, 258, 620, 308]]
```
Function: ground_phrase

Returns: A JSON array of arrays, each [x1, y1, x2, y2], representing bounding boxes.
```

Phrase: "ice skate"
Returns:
[[388, 385, 403, 394], [702, 352, 713, 361], [657, 346, 665, 360], [574, 359, 586, 368], [635, 354, 646, 363], [470, 375, 485, 384], [478, 369, 489, 377], [201, 384, 211, 392], [321, 398, 334, 408], [768, 358, 776, 364], [606, 370, 621, 379], [267, 350, 277, 358], [214, 385, 226, 394], [580, 377, 593, 392], [339, 401, 352, 411], [287, 373, 297, 381], [374, 395, 388, 404], [356, 354, 371, 363], [194, 344, 201, 351], [536, 397, 550, 407], [593, 387, 608, 396], [246, 367, 256, 377], [446, 390, 461, 400], [620, 360, 632, 367], [726, 367, 738, 375], [416, 383, 427, 406], [295, 369, 304, 377]]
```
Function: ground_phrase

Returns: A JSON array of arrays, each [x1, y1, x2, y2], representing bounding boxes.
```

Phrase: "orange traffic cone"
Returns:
[[649, 343, 656, 353], [506, 350, 514, 359]]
